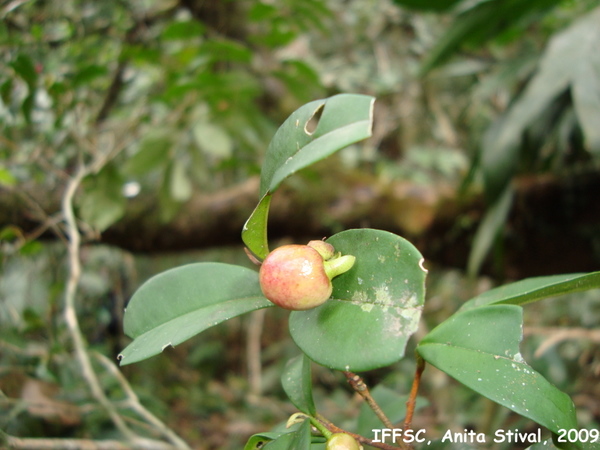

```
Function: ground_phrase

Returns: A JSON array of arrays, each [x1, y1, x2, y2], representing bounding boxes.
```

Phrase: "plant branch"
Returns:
[[404, 354, 425, 430], [93, 352, 191, 449], [524, 326, 600, 358], [59, 142, 188, 448], [96, 58, 127, 125], [62, 162, 135, 441], [4, 435, 177, 450], [343, 371, 394, 429], [341, 372, 412, 449]]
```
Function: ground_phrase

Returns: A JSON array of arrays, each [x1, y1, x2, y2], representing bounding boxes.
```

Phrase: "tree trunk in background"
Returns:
[[2, 170, 599, 279]]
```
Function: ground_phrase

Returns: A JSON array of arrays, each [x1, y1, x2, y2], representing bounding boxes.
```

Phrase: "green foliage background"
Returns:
[[1, 0, 599, 448]]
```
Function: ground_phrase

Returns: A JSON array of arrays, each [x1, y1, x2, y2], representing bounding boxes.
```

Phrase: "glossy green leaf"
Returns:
[[119, 263, 272, 365], [460, 271, 600, 311], [418, 305, 578, 436], [244, 432, 280, 450], [243, 95, 374, 260], [260, 94, 374, 196], [281, 354, 316, 416], [263, 419, 312, 450], [242, 193, 272, 261], [289, 229, 427, 371]]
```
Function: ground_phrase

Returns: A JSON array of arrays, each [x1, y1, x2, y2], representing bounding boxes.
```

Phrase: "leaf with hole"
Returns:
[[259, 93, 374, 196], [119, 263, 272, 365], [289, 228, 427, 371], [242, 94, 374, 260]]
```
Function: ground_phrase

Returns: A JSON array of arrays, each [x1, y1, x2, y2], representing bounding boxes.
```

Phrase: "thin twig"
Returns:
[[93, 352, 191, 450], [343, 371, 394, 428], [13, 187, 68, 244], [404, 355, 425, 431], [524, 326, 600, 358], [342, 372, 412, 449], [5, 435, 177, 450], [62, 163, 135, 441], [60, 147, 192, 448]]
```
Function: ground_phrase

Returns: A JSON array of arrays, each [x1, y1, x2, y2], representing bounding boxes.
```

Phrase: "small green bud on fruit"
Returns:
[[259, 241, 355, 311], [307, 240, 336, 260], [324, 254, 356, 280], [326, 433, 362, 450]]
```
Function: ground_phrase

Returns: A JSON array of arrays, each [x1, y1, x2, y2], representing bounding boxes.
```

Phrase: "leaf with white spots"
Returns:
[[289, 229, 427, 371], [417, 305, 579, 438]]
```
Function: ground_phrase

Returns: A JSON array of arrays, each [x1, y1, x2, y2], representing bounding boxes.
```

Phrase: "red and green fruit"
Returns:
[[259, 241, 355, 311]]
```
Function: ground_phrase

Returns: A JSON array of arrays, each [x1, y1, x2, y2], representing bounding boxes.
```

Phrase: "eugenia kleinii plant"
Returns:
[[119, 95, 600, 449]]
